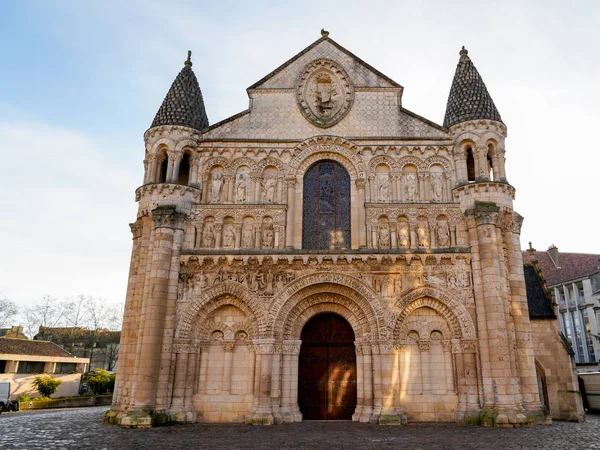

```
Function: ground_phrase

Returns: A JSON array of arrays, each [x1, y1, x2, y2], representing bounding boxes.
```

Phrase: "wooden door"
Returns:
[[298, 313, 357, 420]]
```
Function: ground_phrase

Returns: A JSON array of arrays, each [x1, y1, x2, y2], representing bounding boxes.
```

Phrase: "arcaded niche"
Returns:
[[104, 34, 583, 428]]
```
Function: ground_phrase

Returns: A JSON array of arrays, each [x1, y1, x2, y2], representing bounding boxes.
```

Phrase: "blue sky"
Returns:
[[1, 0, 599, 312]]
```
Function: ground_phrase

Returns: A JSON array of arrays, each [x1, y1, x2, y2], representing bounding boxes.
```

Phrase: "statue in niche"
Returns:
[[378, 223, 390, 248], [405, 174, 417, 202], [436, 218, 451, 247], [235, 173, 247, 203], [222, 224, 235, 248], [431, 173, 443, 201], [210, 172, 223, 203], [242, 224, 254, 248], [393, 276, 402, 295], [398, 222, 410, 247], [458, 271, 470, 288], [378, 175, 390, 202], [201, 222, 215, 248], [265, 271, 274, 295], [416, 219, 429, 247], [262, 175, 276, 203], [262, 224, 274, 248], [313, 72, 337, 117]]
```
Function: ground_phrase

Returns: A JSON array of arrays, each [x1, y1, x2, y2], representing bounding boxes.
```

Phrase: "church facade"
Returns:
[[105, 33, 582, 428]]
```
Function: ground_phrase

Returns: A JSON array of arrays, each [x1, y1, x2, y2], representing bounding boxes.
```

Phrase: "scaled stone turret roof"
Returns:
[[151, 51, 209, 131], [443, 47, 502, 128]]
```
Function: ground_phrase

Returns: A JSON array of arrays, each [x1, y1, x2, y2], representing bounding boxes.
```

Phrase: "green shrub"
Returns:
[[31, 375, 63, 398], [87, 368, 116, 395]]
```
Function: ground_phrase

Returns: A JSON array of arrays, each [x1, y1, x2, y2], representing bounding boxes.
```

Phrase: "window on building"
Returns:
[[466, 148, 475, 182], [55, 362, 76, 374], [572, 312, 586, 362], [178, 153, 191, 185], [582, 309, 596, 362], [0, 360, 6, 373], [158, 156, 168, 183], [16, 361, 45, 374], [302, 160, 351, 250]]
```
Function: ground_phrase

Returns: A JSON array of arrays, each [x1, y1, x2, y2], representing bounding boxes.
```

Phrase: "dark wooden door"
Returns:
[[298, 313, 357, 420]]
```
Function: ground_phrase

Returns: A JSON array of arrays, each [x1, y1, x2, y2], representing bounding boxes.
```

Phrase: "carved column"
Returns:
[[285, 178, 296, 249], [169, 151, 183, 183], [353, 342, 365, 421], [377, 341, 405, 425], [171, 343, 189, 409], [280, 340, 301, 422], [252, 174, 261, 203], [418, 340, 431, 393], [418, 174, 426, 201], [222, 340, 235, 393], [250, 339, 276, 425], [225, 175, 234, 203], [234, 224, 242, 249], [132, 206, 186, 417], [356, 179, 367, 248], [497, 149, 507, 181], [370, 342, 383, 423], [270, 343, 283, 424], [359, 343, 373, 422], [189, 155, 201, 187], [146, 155, 157, 184]]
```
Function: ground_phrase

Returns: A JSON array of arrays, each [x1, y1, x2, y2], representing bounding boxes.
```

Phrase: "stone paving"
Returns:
[[0, 407, 599, 450]]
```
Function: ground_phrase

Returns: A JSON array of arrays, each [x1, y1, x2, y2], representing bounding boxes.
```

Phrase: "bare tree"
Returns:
[[0, 293, 18, 329], [23, 295, 67, 338], [63, 294, 90, 328]]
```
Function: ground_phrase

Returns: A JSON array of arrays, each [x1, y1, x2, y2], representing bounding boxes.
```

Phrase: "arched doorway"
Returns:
[[298, 313, 357, 420], [302, 160, 351, 250]]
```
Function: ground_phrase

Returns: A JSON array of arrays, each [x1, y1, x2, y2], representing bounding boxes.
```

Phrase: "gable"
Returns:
[[249, 37, 401, 90]]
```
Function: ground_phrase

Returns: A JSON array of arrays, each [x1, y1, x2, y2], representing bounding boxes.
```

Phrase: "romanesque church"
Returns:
[[105, 32, 583, 428]]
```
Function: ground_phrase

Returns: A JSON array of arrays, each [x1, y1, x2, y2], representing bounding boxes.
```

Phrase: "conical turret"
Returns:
[[151, 51, 209, 131], [443, 47, 502, 128]]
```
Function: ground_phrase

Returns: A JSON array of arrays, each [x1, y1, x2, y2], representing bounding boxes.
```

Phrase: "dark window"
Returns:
[[466, 148, 475, 182], [55, 362, 76, 374], [178, 153, 191, 185], [158, 157, 168, 183], [17, 361, 45, 374], [302, 160, 350, 250], [0, 360, 6, 373]]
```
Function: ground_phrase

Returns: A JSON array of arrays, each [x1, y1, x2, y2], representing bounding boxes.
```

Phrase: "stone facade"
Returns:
[[105, 34, 583, 428]]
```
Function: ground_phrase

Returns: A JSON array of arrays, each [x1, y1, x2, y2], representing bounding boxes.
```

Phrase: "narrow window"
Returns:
[[178, 153, 191, 185], [466, 148, 475, 182], [158, 156, 168, 183]]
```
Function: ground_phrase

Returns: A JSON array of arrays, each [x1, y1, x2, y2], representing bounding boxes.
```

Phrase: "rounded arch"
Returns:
[[270, 272, 387, 340], [393, 286, 476, 339], [424, 156, 452, 172], [150, 137, 175, 155], [202, 157, 231, 177], [287, 136, 366, 180], [257, 156, 285, 173], [368, 155, 398, 173], [175, 139, 198, 154], [177, 281, 267, 339], [287, 300, 363, 340], [398, 156, 425, 171], [230, 157, 258, 173]]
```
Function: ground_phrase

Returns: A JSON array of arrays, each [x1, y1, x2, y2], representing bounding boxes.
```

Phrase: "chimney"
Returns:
[[547, 245, 561, 268]]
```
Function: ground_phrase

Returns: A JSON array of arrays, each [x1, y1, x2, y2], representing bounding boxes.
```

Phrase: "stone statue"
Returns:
[[378, 224, 390, 248], [436, 218, 450, 247], [211, 172, 223, 203], [314, 72, 337, 117], [378, 175, 390, 202], [262, 225, 274, 248], [262, 175, 276, 203], [235, 174, 247, 203], [242, 225, 254, 248], [416, 219, 429, 247], [431, 173, 443, 201], [398, 223, 409, 247], [405, 174, 417, 202], [201, 222, 215, 248], [222, 224, 235, 248]]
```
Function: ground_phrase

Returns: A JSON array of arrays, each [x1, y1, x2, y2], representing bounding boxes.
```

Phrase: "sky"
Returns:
[[0, 0, 599, 315]]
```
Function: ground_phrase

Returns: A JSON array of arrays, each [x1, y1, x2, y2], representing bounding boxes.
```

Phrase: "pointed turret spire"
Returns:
[[443, 46, 502, 128], [151, 50, 209, 131]]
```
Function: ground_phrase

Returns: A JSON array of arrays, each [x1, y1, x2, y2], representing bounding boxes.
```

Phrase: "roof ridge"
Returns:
[[443, 47, 502, 128]]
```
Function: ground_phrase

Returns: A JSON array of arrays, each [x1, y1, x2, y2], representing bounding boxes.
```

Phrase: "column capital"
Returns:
[[466, 202, 500, 227], [222, 340, 235, 352], [282, 339, 302, 355], [151, 205, 187, 230], [167, 149, 183, 162], [129, 222, 142, 239], [284, 177, 297, 188], [252, 338, 277, 355], [355, 178, 366, 189]]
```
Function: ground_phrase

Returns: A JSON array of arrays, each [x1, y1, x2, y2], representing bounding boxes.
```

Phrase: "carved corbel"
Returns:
[[151, 205, 187, 230]]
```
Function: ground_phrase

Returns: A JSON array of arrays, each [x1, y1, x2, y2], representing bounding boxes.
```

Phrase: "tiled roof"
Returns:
[[34, 327, 121, 345], [443, 47, 502, 128], [151, 54, 209, 131], [0, 337, 73, 357], [524, 265, 555, 319], [522, 250, 600, 286]]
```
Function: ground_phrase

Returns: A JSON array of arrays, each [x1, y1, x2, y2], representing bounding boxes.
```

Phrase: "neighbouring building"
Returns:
[[35, 327, 121, 371], [523, 245, 600, 371], [0, 337, 89, 400], [106, 32, 583, 428]]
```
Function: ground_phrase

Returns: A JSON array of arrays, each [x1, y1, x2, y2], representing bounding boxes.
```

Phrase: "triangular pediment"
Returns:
[[248, 37, 402, 90]]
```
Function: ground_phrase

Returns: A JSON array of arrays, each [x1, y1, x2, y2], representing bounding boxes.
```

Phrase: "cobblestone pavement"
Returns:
[[0, 407, 599, 450]]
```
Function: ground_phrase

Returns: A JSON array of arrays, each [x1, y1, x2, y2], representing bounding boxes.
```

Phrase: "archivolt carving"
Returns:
[[368, 155, 398, 173], [270, 272, 387, 340], [202, 157, 230, 176], [149, 137, 176, 155], [393, 287, 476, 339], [175, 139, 198, 154], [177, 282, 267, 339], [424, 156, 452, 172], [257, 157, 285, 172], [397, 156, 425, 171], [229, 157, 258, 173], [287, 136, 365, 179]]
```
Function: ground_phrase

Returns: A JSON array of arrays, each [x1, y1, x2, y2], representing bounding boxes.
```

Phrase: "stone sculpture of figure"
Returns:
[[262, 225, 274, 248], [436, 218, 450, 247], [242, 224, 254, 248], [222, 224, 235, 248], [202, 222, 215, 248], [378, 175, 390, 202], [405, 174, 417, 202], [211, 172, 223, 203], [416, 219, 429, 247], [235, 174, 247, 203], [378, 224, 390, 248], [398, 222, 409, 247], [431, 173, 443, 201], [263, 175, 276, 203]]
